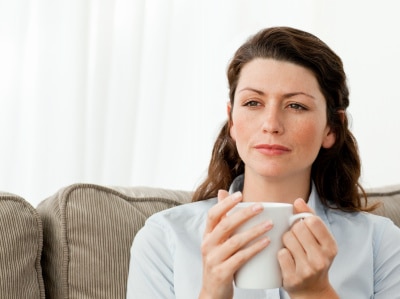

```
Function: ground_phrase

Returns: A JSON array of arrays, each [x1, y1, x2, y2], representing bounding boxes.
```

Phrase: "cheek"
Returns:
[[294, 120, 328, 147], [230, 112, 251, 140], [230, 121, 246, 142]]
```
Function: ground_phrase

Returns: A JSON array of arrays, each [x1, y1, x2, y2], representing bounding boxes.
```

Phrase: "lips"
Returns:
[[254, 144, 291, 155]]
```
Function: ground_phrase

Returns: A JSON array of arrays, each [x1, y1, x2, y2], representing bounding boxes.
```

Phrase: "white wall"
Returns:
[[0, 0, 399, 206], [154, 0, 400, 191], [312, 1, 400, 189]]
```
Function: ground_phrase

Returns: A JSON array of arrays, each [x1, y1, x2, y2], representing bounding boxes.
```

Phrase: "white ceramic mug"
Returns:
[[229, 202, 313, 289]]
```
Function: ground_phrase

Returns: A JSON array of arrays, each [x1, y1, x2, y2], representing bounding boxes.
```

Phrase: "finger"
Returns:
[[210, 220, 272, 267], [223, 235, 271, 273], [293, 198, 315, 215], [203, 191, 242, 235], [218, 190, 231, 221], [302, 217, 338, 257], [289, 217, 337, 272], [282, 229, 308, 264], [218, 189, 230, 203], [292, 200, 333, 250], [278, 247, 296, 281], [290, 219, 321, 257], [210, 202, 265, 244]]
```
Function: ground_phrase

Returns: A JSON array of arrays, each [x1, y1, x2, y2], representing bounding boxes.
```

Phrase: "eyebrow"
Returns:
[[237, 88, 315, 99], [284, 92, 315, 100], [237, 87, 265, 95]]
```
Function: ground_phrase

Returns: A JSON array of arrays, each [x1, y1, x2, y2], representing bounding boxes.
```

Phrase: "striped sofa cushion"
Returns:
[[36, 184, 191, 299], [367, 184, 400, 227], [0, 192, 45, 298]]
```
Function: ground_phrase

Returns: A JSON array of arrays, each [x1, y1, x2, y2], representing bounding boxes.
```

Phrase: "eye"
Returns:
[[243, 100, 261, 107], [288, 103, 307, 110]]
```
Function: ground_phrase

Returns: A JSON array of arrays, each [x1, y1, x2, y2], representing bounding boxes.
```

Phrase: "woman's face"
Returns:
[[229, 58, 335, 182]]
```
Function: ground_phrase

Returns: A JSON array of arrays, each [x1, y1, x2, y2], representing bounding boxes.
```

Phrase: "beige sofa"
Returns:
[[1, 183, 399, 298]]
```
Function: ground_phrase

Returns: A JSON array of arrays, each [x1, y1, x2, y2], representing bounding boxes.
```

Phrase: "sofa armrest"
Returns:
[[0, 192, 45, 298]]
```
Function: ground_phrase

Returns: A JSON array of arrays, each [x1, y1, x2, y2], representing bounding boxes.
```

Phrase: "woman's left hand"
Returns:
[[278, 198, 339, 299]]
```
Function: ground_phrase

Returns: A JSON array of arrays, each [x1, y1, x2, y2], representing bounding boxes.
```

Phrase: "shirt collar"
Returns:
[[228, 174, 244, 194]]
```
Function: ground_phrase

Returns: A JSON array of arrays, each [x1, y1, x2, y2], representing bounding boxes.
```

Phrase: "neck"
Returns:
[[241, 173, 311, 204]]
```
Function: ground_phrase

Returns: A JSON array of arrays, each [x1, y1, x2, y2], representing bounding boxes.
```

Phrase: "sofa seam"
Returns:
[[367, 190, 400, 197]]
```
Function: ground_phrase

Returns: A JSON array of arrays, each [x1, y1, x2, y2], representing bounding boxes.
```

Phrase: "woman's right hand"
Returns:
[[198, 190, 273, 299]]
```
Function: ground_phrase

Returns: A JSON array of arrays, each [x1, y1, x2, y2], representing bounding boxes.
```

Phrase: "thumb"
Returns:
[[217, 189, 230, 203], [293, 198, 315, 215]]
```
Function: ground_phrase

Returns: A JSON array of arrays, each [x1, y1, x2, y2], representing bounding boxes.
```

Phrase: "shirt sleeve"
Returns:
[[374, 219, 400, 298], [126, 217, 175, 299]]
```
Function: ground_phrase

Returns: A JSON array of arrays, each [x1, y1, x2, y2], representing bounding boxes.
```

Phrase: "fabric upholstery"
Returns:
[[0, 192, 45, 299], [366, 184, 400, 227], [36, 184, 191, 299], [36, 183, 400, 299]]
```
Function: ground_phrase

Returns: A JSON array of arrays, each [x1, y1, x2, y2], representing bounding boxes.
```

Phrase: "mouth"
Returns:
[[254, 144, 291, 155]]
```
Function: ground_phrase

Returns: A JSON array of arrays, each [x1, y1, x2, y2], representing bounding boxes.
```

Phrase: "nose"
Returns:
[[262, 106, 284, 134]]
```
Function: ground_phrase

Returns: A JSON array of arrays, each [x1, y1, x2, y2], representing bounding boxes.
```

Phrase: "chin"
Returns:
[[251, 167, 287, 179]]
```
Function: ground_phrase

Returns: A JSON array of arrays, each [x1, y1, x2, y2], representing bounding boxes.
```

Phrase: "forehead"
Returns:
[[237, 58, 320, 92]]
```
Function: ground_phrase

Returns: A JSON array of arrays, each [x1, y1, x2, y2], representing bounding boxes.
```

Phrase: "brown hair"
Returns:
[[192, 26, 374, 212]]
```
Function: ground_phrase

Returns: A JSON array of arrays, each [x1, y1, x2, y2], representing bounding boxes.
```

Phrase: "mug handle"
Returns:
[[289, 212, 314, 226]]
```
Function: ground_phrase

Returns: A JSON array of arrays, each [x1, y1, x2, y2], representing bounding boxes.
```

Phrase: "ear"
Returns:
[[322, 126, 336, 149], [227, 102, 236, 141], [227, 102, 232, 117]]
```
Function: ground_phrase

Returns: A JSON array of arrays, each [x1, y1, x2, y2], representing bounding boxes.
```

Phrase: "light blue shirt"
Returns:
[[126, 180, 400, 298]]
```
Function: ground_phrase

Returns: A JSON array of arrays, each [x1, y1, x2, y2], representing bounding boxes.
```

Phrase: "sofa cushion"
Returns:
[[0, 192, 45, 298], [367, 184, 400, 227], [36, 184, 191, 299]]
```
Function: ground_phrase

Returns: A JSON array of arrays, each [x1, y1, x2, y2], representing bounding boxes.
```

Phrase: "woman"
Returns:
[[126, 27, 400, 299]]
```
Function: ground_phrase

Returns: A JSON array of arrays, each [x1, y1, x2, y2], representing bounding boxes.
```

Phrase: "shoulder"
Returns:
[[132, 198, 217, 254], [328, 207, 395, 227], [327, 208, 400, 241], [325, 209, 400, 269], [362, 213, 400, 253]]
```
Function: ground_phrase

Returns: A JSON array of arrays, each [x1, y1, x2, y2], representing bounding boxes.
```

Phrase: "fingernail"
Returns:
[[252, 203, 264, 212], [231, 191, 242, 201], [264, 220, 273, 229]]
